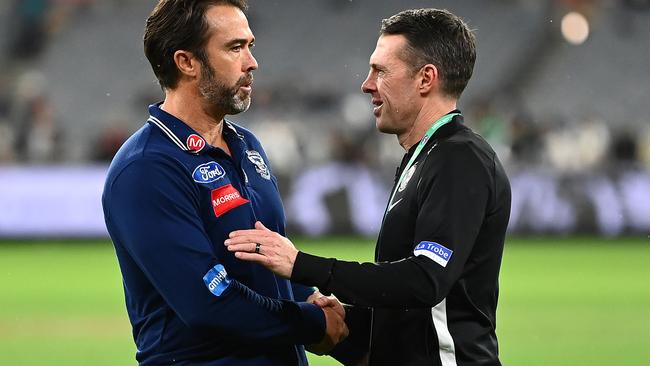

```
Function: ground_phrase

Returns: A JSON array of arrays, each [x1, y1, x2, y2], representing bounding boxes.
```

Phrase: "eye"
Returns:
[[231, 45, 242, 52]]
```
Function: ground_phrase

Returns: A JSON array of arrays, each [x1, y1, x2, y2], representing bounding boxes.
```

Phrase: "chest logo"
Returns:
[[211, 184, 250, 217], [398, 163, 417, 192], [187, 134, 206, 153], [246, 150, 271, 180], [192, 161, 226, 184]]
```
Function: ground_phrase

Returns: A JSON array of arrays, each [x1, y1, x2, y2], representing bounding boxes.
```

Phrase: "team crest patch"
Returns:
[[246, 150, 271, 180], [211, 184, 250, 217], [414, 241, 453, 267], [186, 134, 206, 153], [398, 163, 417, 192], [192, 161, 226, 184], [203, 264, 231, 296]]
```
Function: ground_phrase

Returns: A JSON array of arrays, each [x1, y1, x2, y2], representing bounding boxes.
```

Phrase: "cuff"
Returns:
[[291, 251, 336, 292], [295, 302, 326, 345]]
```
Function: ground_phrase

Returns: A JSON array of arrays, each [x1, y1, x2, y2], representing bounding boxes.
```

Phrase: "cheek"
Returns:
[[379, 78, 409, 110]]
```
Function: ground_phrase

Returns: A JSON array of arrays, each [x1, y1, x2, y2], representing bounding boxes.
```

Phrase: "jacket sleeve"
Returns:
[[291, 143, 490, 308], [103, 156, 324, 345]]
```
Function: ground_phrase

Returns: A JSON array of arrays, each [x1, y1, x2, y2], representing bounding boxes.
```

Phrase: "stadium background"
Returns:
[[0, 0, 648, 365]]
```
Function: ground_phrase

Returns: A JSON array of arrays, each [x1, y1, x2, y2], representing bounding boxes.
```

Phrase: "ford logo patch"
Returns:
[[192, 161, 226, 183]]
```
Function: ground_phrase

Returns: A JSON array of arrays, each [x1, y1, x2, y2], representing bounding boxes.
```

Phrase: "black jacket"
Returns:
[[292, 113, 511, 366]]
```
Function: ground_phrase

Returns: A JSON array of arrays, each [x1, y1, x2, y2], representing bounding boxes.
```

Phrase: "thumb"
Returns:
[[255, 221, 270, 231]]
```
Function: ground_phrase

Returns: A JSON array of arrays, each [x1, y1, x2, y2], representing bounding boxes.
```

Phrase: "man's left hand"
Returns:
[[225, 221, 297, 278]]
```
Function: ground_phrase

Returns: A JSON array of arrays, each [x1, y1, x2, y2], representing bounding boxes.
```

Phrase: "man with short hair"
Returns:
[[226, 8, 511, 366], [102, 1, 347, 365]]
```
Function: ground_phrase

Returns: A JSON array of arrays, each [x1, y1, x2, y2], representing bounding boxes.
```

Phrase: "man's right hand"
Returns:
[[307, 297, 349, 355]]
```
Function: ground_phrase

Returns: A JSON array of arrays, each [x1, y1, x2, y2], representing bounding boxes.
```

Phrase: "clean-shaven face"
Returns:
[[361, 34, 421, 135]]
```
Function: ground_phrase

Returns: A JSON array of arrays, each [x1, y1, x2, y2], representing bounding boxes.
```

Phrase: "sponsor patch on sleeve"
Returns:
[[413, 241, 453, 267], [210, 184, 250, 217], [203, 264, 231, 297]]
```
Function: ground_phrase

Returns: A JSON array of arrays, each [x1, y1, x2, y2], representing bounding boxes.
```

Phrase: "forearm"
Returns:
[[291, 252, 449, 308]]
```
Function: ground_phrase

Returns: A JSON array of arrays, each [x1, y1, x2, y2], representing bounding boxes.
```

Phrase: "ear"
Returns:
[[173, 50, 200, 79], [418, 64, 439, 95]]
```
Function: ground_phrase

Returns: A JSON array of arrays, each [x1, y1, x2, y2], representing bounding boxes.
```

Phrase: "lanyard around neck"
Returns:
[[387, 112, 460, 206]]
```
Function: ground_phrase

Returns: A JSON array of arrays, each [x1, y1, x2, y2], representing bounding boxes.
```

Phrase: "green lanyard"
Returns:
[[387, 113, 460, 207]]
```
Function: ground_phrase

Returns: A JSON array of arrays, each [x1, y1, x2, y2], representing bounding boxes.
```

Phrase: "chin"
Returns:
[[376, 119, 397, 134]]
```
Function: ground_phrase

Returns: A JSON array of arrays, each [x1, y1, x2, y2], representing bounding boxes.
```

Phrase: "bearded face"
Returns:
[[198, 60, 253, 115]]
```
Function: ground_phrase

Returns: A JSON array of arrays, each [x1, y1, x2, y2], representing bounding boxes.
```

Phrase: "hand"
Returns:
[[307, 305, 349, 355], [307, 291, 345, 319], [224, 221, 298, 278]]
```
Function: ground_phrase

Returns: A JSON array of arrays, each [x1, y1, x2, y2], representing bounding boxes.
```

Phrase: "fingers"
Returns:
[[314, 296, 345, 319], [307, 306, 348, 355], [255, 221, 270, 231], [306, 291, 324, 304], [224, 242, 258, 254], [233, 251, 268, 265], [230, 221, 272, 238], [312, 296, 333, 307], [224, 235, 271, 250]]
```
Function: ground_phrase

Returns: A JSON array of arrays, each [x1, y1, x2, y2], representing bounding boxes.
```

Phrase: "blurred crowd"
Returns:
[[0, 0, 649, 236], [0, 0, 647, 173]]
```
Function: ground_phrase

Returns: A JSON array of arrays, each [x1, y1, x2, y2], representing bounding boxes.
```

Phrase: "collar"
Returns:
[[147, 102, 244, 155], [407, 109, 463, 155]]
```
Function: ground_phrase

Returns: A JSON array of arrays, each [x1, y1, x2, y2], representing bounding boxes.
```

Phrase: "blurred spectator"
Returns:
[[92, 122, 128, 162], [5, 0, 53, 62], [611, 130, 638, 166], [467, 98, 511, 162], [510, 111, 544, 165], [545, 116, 610, 173], [638, 125, 650, 171], [14, 94, 63, 162], [0, 77, 14, 162]]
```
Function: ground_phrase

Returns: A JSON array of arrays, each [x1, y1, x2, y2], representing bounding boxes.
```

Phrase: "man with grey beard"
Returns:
[[101, 1, 348, 365]]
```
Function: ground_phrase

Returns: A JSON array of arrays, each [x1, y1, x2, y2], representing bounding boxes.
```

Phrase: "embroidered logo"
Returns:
[[246, 150, 270, 180], [192, 161, 226, 184], [186, 134, 206, 153], [398, 163, 417, 192], [211, 184, 249, 217]]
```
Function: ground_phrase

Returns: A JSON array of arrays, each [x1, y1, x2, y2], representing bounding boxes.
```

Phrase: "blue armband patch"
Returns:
[[203, 264, 231, 297], [413, 241, 453, 267]]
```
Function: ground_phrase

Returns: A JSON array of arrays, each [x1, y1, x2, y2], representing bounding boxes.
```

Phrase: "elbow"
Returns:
[[181, 312, 209, 330]]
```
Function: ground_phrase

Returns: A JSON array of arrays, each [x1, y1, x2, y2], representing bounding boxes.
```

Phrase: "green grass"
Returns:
[[1, 237, 649, 365]]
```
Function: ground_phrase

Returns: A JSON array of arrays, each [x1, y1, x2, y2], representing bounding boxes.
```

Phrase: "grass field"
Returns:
[[1, 237, 649, 365]]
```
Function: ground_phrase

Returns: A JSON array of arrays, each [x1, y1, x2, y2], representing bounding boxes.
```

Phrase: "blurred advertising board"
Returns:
[[0, 165, 649, 238]]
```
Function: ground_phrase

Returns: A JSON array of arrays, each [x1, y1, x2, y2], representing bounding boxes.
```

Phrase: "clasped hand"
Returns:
[[225, 222, 348, 354]]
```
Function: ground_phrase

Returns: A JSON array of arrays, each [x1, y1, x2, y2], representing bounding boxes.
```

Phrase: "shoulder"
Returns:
[[422, 129, 496, 182], [105, 125, 188, 191]]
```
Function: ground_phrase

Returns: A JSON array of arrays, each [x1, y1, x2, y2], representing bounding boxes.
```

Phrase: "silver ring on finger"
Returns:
[[255, 243, 261, 254]]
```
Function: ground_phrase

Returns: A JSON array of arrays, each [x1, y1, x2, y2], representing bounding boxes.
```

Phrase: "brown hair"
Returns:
[[143, 0, 249, 90], [381, 9, 476, 99]]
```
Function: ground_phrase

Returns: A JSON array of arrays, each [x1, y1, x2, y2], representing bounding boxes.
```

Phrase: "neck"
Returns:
[[160, 87, 227, 147], [398, 98, 457, 151]]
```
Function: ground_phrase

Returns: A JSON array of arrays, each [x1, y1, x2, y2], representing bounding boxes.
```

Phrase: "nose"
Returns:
[[244, 48, 258, 72], [361, 71, 375, 94]]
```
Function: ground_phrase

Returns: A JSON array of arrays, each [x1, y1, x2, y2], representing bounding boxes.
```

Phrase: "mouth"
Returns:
[[239, 76, 254, 93], [372, 99, 383, 116]]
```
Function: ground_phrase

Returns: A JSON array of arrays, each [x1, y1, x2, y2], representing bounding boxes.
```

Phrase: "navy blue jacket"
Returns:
[[102, 104, 325, 366]]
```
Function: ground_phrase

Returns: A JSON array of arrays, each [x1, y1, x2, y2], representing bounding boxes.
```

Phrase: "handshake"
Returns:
[[306, 291, 349, 355]]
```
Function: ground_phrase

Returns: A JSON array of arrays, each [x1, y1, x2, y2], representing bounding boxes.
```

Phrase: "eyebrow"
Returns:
[[225, 37, 255, 47]]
